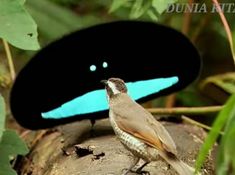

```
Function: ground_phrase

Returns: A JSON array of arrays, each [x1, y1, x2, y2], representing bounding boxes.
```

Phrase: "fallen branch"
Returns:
[[147, 106, 223, 115], [181, 115, 224, 135]]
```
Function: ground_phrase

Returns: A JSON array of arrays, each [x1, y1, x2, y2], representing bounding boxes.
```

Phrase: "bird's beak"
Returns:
[[101, 80, 108, 85]]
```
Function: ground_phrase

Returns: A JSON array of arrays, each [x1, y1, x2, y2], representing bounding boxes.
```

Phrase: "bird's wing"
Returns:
[[111, 94, 177, 155]]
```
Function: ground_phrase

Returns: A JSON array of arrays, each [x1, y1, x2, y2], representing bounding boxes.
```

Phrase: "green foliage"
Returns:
[[0, 0, 40, 50], [25, 0, 104, 43], [152, 0, 177, 14], [109, 0, 143, 19], [195, 93, 235, 174], [49, 0, 78, 6], [216, 97, 235, 174], [0, 130, 29, 175], [177, 86, 212, 107], [0, 130, 29, 157], [0, 95, 29, 175], [129, 0, 151, 19], [19, 0, 25, 5], [109, 0, 178, 20], [109, 0, 127, 13], [200, 73, 235, 95]]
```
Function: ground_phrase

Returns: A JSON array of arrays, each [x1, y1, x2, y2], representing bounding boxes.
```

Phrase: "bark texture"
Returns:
[[18, 119, 216, 175]]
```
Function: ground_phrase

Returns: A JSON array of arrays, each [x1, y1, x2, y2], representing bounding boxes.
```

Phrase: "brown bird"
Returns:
[[101, 78, 195, 175]]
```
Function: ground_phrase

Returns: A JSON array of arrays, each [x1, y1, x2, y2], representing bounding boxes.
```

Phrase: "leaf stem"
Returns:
[[182, 0, 194, 35], [212, 0, 235, 65], [2, 39, 16, 81]]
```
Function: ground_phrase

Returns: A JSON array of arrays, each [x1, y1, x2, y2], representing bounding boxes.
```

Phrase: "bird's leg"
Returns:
[[89, 119, 96, 137], [135, 161, 150, 174], [122, 157, 140, 175]]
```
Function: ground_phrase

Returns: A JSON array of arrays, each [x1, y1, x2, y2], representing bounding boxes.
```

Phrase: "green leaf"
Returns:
[[0, 0, 40, 50], [130, 0, 151, 19], [0, 94, 5, 142], [216, 127, 235, 175], [109, 0, 127, 13], [216, 95, 235, 175], [152, 0, 177, 14], [195, 93, 235, 173], [26, 0, 103, 42], [0, 161, 16, 175], [19, 0, 26, 5], [0, 130, 29, 175], [0, 130, 29, 156], [200, 73, 235, 95], [147, 9, 158, 21], [130, 0, 143, 19]]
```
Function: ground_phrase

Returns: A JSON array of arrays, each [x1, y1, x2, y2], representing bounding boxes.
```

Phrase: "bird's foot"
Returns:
[[122, 168, 139, 175], [121, 168, 131, 175], [122, 162, 150, 175], [130, 169, 150, 175], [140, 171, 150, 175], [122, 168, 150, 175], [122, 169, 150, 175], [89, 120, 96, 137]]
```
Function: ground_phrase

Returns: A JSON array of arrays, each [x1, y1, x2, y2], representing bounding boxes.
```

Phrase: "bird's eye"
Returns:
[[102, 62, 108, 68], [89, 65, 96, 72]]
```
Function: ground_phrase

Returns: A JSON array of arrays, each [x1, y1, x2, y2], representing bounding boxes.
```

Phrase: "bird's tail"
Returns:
[[159, 151, 197, 175]]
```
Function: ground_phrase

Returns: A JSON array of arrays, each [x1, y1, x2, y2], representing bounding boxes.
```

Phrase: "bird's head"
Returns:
[[101, 78, 127, 98]]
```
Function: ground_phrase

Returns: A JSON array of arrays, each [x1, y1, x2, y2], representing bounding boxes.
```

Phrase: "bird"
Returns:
[[101, 78, 196, 175]]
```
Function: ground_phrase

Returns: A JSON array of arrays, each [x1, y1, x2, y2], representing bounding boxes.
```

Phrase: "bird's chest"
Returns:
[[109, 110, 152, 160]]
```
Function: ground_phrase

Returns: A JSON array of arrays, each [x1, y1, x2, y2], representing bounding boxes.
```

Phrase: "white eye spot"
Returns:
[[89, 65, 96, 72], [102, 62, 108, 68]]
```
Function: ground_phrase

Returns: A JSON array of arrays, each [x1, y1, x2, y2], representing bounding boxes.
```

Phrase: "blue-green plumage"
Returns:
[[41, 77, 178, 119]]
